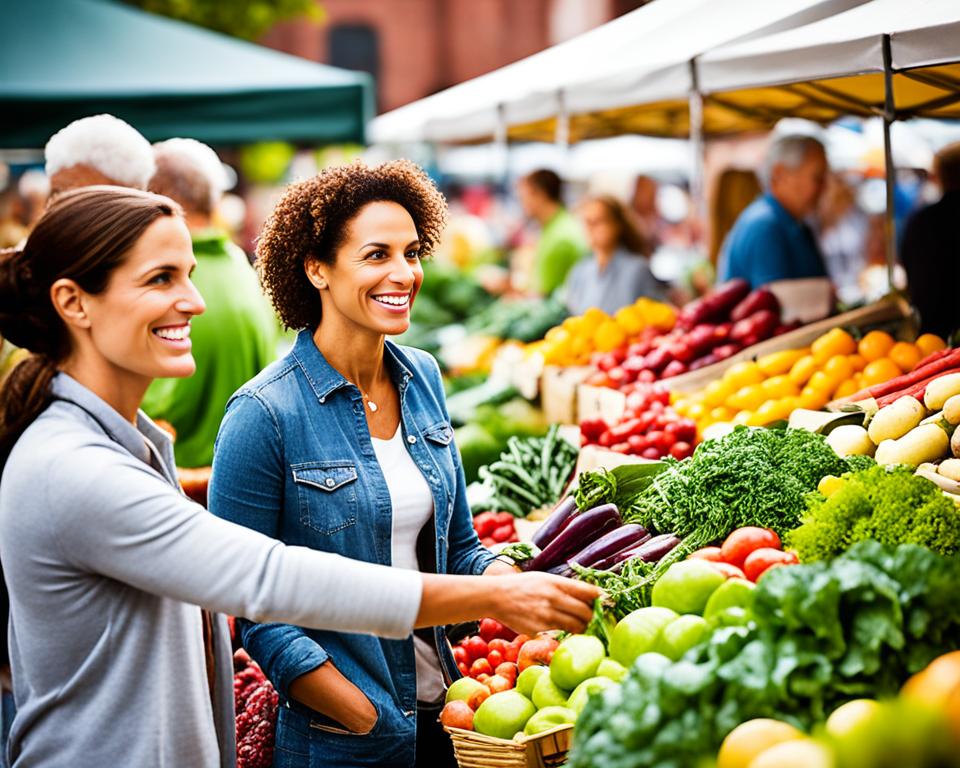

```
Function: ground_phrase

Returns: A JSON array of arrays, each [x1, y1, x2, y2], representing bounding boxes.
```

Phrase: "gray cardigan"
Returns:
[[0, 374, 422, 767]]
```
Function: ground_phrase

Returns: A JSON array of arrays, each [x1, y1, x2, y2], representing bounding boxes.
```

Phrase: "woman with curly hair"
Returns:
[[0, 185, 597, 768], [209, 161, 561, 768]]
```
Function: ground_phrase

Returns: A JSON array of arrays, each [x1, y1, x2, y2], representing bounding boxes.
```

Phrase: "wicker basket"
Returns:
[[445, 724, 573, 768]]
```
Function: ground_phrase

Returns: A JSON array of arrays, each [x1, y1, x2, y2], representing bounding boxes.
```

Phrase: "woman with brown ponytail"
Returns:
[[0, 186, 597, 768]]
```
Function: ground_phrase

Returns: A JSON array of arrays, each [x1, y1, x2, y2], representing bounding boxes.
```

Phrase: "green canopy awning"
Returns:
[[1, 0, 373, 148]]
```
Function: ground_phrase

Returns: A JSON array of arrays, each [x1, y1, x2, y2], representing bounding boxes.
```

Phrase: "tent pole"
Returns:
[[882, 34, 897, 291], [495, 103, 509, 187], [688, 58, 706, 224], [555, 90, 571, 180]]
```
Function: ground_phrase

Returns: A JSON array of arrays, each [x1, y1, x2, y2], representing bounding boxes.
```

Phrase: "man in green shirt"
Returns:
[[142, 139, 277, 468], [517, 169, 588, 295]]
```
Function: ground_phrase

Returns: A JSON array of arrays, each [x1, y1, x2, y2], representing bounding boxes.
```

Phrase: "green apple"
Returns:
[[704, 577, 756, 624], [608, 606, 678, 667], [523, 705, 577, 736], [515, 665, 549, 699], [473, 691, 536, 740], [532, 672, 570, 709], [445, 676, 490, 705], [549, 634, 605, 690], [596, 658, 628, 682], [655, 614, 709, 661], [651, 560, 726, 615], [566, 675, 616, 715]]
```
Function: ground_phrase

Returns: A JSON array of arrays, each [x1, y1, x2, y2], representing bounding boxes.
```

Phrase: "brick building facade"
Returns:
[[261, 0, 648, 114]]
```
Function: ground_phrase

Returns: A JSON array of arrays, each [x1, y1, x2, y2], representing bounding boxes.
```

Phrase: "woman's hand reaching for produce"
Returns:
[[417, 572, 601, 636]]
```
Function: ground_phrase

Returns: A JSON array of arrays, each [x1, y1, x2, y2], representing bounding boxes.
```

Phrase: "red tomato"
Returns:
[[720, 527, 783, 569], [458, 662, 469, 677], [479, 619, 505, 643], [470, 658, 493, 677], [452, 645, 469, 665], [475, 673, 491, 685], [688, 546, 724, 562], [708, 561, 747, 580], [472, 512, 498, 538], [641, 446, 661, 460], [486, 638, 509, 655], [743, 548, 799, 582], [486, 649, 504, 668], [626, 435, 647, 454], [464, 636, 488, 662], [669, 441, 692, 460], [637, 370, 656, 383], [666, 419, 697, 444], [491, 524, 514, 543], [503, 643, 519, 663], [494, 512, 515, 528]]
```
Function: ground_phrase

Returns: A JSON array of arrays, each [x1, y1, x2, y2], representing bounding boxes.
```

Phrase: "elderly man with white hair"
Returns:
[[142, 138, 277, 470], [44, 114, 155, 195], [718, 134, 829, 288]]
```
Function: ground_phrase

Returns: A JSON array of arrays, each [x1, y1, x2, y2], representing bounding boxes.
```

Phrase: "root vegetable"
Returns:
[[875, 423, 950, 467], [826, 425, 875, 457], [939, 458, 960, 482], [924, 373, 960, 410], [953, 428, 960, 459], [944, 394, 960, 426], [867, 396, 926, 444]]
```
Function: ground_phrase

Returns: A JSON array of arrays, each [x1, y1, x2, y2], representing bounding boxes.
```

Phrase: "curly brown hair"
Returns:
[[256, 159, 447, 330]]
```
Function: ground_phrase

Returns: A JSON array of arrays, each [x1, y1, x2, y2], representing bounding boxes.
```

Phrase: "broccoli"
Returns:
[[787, 465, 960, 561]]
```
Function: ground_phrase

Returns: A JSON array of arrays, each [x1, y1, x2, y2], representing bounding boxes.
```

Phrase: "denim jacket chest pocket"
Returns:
[[291, 461, 359, 536]]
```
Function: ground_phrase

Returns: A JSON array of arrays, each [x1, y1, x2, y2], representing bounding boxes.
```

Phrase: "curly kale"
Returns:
[[626, 427, 860, 552], [787, 465, 960, 562]]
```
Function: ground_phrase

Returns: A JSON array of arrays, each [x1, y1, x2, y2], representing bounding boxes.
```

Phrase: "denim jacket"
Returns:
[[209, 330, 495, 766]]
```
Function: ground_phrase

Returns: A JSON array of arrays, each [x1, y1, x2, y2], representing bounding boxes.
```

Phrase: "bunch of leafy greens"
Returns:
[[574, 462, 667, 512], [627, 427, 870, 552], [568, 541, 960, 768], [788, 465, 960, 561]]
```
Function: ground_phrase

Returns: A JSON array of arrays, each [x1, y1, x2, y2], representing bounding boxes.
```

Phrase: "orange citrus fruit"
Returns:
[[915, 333, 947, 357], [812, 328, 857, 364], [824, 355, 855, 382], [888, 342, 922, 373], [847, 353, 867, 372], [717, 719, 804, 768], [858, 330, 895, 362], [862, 358, 901, 387]]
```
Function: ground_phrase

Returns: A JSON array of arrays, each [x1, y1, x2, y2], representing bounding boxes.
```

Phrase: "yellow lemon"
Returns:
[[717, 718, 804, 768]]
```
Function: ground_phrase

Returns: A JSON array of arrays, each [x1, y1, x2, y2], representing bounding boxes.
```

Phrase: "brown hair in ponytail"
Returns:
[[0, 186, 182, 470]]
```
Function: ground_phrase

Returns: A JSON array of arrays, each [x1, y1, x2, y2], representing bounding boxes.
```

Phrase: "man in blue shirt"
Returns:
[[719, 135, 829, 288]]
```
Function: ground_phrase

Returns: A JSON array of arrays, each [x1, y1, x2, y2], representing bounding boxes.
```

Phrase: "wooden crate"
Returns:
[[541, 365, 594, 425], [663, 295, 913, 394], [446, 725, 573, 768], [575, 384, 627, 425]]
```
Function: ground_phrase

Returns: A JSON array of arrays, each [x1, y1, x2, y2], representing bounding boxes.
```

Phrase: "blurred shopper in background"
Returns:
[[564, 195, 666, 316], [44, 114, 155, 196], [708, 169, 761, 268], [901, 141, 960, 339], [143, 138, 277, 468], [630, 174, 662, 255], [718, 134, 829, 288], [817, 172, 868, 305], [516, 169, 587, 296]]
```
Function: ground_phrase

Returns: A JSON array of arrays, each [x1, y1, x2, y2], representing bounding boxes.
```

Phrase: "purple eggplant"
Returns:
[[589, 533, 654, 571], [528, 504, 621, 572], [568, 524, 649, 569], [546, 562, 574, 578], [606, 533, 681, 572], [531, 496, 579, 550]]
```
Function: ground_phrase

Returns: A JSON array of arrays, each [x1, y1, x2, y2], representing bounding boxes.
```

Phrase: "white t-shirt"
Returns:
[[371, 425, 445, 704]]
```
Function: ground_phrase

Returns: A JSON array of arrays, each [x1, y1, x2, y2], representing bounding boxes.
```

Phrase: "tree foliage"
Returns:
[[125, 0, 323, 41]]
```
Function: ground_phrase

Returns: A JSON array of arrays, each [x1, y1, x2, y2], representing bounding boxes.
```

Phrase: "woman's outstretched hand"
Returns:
[[417, 572, 601, 636]]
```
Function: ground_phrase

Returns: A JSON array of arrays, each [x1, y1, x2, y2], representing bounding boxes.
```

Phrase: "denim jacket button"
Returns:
[[325, 478, 335, 488], [407, 435, 417, 444]]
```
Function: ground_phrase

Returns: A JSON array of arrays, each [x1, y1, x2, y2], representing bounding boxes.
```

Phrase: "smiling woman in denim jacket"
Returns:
[[209, 161, 540, 768]]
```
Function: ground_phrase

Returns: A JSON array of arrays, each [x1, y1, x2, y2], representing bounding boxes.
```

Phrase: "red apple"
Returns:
[[440, 700, 474, 730], [517, 636, 559, 672], [467, 686, 491, 710]]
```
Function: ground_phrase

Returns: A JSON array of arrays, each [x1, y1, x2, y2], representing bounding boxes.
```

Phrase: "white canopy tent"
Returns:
[[369, 0, 865, 146]]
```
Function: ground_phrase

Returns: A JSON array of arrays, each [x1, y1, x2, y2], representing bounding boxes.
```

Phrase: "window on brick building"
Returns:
[[329, 23, 380, 108]]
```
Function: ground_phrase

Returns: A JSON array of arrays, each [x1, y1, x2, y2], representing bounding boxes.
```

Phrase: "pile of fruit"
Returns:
[[579, 382, 698, 459], [584, 281, 798, 387], [532, 298, 676, 367], [716, 651, 960, 768], [233, 652, 279, 768], [675, 330, 947, 433], [687, 526, 799, 583], [450, 618, 523, 683], [471, 511, 519, 548]]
